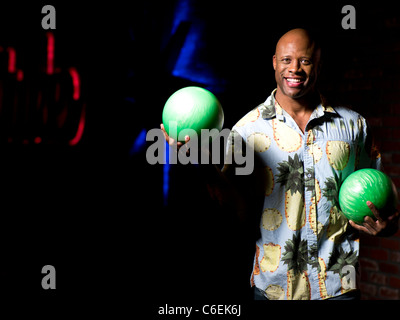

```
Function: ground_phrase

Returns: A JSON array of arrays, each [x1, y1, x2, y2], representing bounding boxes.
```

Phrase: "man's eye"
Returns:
[[282, 58, 291, 63], [301, 59, 311, 65]]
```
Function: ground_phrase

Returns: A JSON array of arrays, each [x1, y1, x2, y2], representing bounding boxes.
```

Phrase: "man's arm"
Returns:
[[160, 123, 265, 239]]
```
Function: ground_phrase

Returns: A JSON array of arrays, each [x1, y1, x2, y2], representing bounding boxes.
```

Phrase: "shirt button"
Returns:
[[307, 174, 312, 178]]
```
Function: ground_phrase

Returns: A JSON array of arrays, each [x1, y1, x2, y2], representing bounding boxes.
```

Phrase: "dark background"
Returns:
[[0, 0, 399, 310]]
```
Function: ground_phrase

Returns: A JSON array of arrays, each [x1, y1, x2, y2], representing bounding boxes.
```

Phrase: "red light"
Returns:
[[7, 47, 16, 73], [16, 69, 24, 81], [34, 136, 42, 144], [46, 32, 54, 75], [69, 103, 86, 146], [68, 67, 80, 100]]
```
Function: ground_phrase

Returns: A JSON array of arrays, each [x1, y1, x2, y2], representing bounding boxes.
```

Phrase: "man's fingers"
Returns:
[[367, 201, 383, 223], [160, 124, 191, 151], [160, 123, 177, 146], [160, 124, 168, 140], [349, 220, 368, 233], [349, 202, 399, 237], [349, 218, 379, 236], [363, 216, 380, 235], [160, 123, 166, 134], [180, 136, 191, 154]]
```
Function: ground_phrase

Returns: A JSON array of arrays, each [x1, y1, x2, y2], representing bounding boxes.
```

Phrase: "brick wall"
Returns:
[[321, 6, 400, 300], [359, 233, 400, 299]]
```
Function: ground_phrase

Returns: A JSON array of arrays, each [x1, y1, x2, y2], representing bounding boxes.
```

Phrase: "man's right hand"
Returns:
[[160, 123, 190, 149]]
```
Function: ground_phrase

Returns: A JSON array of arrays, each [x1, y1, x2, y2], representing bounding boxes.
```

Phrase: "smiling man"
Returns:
[[160, 28, 399, 300], [272, 28, 321, 133], [223, 28, 399, 300]]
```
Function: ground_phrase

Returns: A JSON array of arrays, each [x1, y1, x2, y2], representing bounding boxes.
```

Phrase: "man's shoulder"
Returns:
[[232, 93, 276, 128], [232, 103, 265, 128], [329, 105, 366, 121]]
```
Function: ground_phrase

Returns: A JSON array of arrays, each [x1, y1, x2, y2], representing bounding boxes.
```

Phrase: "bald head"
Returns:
[[275, 28, 319, 57], [273, 28, 321, 100]]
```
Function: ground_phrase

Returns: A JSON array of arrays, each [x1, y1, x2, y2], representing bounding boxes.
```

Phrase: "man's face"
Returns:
[[273, 34, 320, 100]]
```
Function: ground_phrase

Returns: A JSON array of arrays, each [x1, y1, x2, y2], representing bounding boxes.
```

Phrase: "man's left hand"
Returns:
[[349, 201, 399, 237]]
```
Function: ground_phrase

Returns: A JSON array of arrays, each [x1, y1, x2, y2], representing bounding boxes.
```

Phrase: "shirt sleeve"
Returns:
[[222, 128, 247, 176], [356, 116, 382, 171]]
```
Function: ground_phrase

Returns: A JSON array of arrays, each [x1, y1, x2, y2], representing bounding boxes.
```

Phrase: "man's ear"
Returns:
[[272, 55, 277, 70]]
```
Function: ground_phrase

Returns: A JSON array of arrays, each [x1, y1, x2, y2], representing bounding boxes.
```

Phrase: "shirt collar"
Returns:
[[261, 89, 279, 120], [262, 88, 339, 121]]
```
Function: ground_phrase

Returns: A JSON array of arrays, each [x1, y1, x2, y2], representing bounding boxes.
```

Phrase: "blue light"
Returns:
[[171, 0, 192, 36], [171, 24, 202, 78], [129, 128, 147, 156], [170, 0, 226, 92]]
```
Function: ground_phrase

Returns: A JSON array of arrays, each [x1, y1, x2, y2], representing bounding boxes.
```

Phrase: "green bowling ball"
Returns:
[[162, 86, 224, 142], [339, 169, 396, 224]]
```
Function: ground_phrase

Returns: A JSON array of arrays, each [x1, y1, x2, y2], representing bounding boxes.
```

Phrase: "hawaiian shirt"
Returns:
[[224, 89, 381, 300]]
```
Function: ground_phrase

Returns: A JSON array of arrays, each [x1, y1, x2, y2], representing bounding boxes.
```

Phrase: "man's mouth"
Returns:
[[284, 77, 305, 88]]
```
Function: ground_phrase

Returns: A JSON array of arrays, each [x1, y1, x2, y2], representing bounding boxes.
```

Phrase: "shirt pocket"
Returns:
[[316, 139, 357, 178]]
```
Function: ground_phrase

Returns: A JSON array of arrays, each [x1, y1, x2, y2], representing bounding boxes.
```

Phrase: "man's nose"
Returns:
[[288, 60, 301, 73]]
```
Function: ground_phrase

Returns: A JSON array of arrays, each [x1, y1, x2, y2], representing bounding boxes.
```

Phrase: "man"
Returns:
[[161, 28, 399, 300]]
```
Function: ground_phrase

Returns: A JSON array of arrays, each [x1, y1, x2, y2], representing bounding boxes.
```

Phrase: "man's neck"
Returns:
[[275, 89, 318, 114], [275, 89, 319, 133]]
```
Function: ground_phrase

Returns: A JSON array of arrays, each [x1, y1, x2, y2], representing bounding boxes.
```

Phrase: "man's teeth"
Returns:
[[286, 78, 302, 83]]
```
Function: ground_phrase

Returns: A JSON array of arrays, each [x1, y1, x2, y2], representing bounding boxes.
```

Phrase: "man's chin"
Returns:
[[282, 84, 313, 100], [283, 89, 305, 99]]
